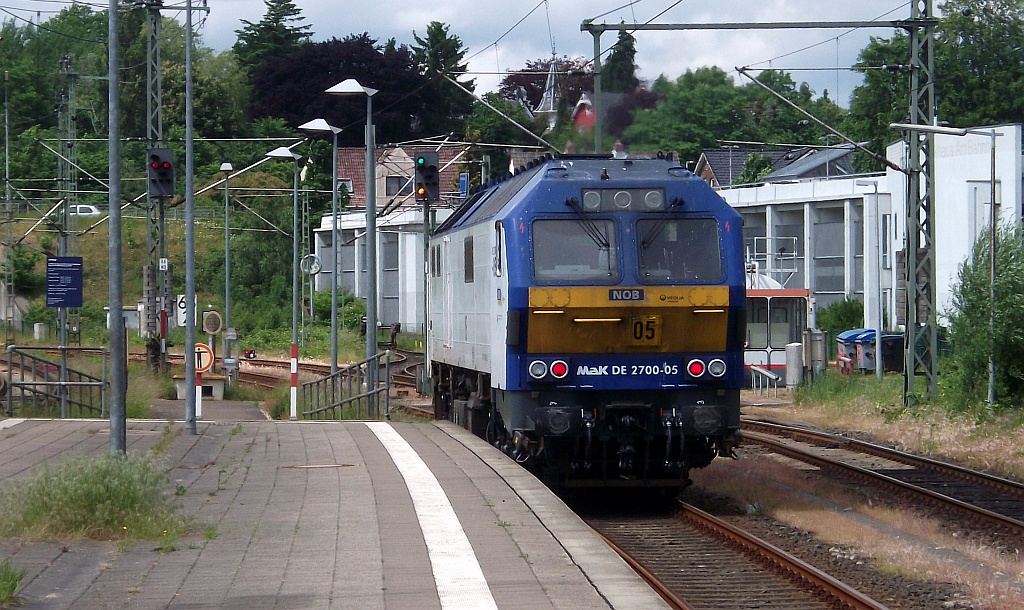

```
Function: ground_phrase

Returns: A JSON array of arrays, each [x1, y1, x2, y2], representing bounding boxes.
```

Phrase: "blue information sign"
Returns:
[[46, 257, 84, 308]]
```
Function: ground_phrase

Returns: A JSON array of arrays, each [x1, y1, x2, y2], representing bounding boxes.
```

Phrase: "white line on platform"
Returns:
[[367, 422, 498, 610]]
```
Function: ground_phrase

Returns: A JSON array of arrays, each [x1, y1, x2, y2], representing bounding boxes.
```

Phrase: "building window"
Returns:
[[338, 179, 354, 197], [385, 176, 412, 197]]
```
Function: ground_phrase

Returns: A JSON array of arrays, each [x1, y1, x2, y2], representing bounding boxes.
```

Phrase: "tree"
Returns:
[[623, 67, 749, 161], [735, 153, 774, 185], [463, 93, 540, 182], [606, 89, 662, 138], [233, 0, 312, 76], [412, 22, 475, 137], [603, 29, 639, 93], [845, 34, 910, 172], [936, 0, 1024, 127], [250, 34, 427, 147], [946, 225, 1024, 411]]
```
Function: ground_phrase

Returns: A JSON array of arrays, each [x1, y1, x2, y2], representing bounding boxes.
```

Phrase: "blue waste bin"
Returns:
[[835, 328, 866, 373], [852, 329, 877, 372]]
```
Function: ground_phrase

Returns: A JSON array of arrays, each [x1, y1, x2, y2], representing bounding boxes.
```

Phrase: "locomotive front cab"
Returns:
[[497, 170, 746, 488]]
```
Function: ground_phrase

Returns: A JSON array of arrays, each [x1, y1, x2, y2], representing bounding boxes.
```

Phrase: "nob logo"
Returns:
[[609, 289, 644, 301]]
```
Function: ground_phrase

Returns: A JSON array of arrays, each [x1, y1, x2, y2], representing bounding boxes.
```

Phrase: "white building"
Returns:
[[719, 123, 1022, 332]]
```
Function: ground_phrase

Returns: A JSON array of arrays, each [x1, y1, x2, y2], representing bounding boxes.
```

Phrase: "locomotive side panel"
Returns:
[[427, 221, 496, 375]]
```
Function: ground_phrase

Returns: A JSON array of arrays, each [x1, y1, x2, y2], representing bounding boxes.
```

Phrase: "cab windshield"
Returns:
[[637, 218, 722, 282], [533, 219, 618, 282]]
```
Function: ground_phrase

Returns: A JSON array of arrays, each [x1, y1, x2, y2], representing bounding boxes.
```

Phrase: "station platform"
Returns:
[[0, 416, 669, 609]]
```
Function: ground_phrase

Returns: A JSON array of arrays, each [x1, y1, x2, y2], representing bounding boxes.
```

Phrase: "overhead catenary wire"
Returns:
[[734, 65, 906, 175]]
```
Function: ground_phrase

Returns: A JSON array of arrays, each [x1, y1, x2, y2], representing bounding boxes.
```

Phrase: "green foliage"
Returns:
[[0, 454, 192, 541], [9, 245, 45, 295], [232, 0, 313, 76], [0, 559, 25, 608], [816, 298, 865, 359], [604, 30, 640, 93], [412, 21, 475, 137], [795, 369, 905, 419], [736, 153, 774, 185], [945, 225, 1024, 411]]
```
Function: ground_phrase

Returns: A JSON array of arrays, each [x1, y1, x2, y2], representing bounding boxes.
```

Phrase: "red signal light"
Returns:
[[550, 360, 568, 378], [687, 359, 706, 377]]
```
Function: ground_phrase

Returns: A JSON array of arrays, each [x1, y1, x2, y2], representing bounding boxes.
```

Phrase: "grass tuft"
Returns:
[[0, 454, 192, 542], [0, 559, 25, 607]]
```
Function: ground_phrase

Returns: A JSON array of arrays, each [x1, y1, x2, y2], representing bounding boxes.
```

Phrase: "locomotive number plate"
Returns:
[[629, 316, 661, 346]]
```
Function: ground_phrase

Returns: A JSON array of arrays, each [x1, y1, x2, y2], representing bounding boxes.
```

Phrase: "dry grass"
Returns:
[[743, 387, 1024, 481]]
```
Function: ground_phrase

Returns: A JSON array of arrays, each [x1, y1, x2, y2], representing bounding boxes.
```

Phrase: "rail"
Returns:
[[749, 365, 779, 397], [300, 351, 391, 420], [4, 345, 108, 418]]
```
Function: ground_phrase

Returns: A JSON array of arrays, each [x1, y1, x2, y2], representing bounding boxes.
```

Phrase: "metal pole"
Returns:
[[184, 0, 197, 434], [291, 161, 299, 419], [107, 0, 126, 453], [331, 131, 339, 375], [223, 166, 232, 389], [365, 93, 378, 411], [987, 130, 996, 410]]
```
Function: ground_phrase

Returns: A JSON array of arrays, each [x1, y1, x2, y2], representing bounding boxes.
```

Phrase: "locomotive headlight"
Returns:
[[687, 359, 706, 377], [644, 190, 664, 210], [528, 360, 548, 379], [707, 359, 727, 377], [582, 190, 602, 211], [613, 190, 632, 208], [550, 360, 569, 379]]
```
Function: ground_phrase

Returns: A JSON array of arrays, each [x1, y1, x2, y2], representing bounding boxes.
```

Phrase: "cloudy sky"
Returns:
[[6, 0, 915, 107]]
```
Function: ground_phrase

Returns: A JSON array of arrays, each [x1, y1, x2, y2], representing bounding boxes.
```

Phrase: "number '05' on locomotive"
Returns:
[[428, 154, 745, 490]]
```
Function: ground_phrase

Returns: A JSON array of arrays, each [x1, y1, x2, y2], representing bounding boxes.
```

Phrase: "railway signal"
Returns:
[[414, 152, 439, 201], [147, 147, 175, 198]]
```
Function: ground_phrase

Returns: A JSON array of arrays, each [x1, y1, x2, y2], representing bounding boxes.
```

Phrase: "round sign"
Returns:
[[300, 254, 322, 275], [193, 342, 214, 373], [203, 310, 223, 334]]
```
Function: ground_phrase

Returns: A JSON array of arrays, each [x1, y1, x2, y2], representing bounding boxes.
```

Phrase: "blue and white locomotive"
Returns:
[[427, 154, 745, 489]]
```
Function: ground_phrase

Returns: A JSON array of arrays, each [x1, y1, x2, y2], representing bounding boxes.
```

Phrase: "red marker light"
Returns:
[[550, 360, 568, 378], [687, 359, 706, 377]]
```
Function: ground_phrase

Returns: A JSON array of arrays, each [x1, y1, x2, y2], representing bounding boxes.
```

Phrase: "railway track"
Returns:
[[586, 501, 887, 610], [741, 418, 1024, 545]]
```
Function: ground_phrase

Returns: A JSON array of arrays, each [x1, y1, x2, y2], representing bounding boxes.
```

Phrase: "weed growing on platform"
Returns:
[[266, 383, 290, 420], [0, 454, 191, 542], [0, 559, 25, 606]]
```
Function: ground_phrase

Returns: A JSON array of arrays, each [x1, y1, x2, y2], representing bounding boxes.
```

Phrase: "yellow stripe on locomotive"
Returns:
[[527, 286, 730, 354]]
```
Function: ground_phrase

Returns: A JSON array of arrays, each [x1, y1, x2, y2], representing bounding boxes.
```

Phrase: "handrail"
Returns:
[[749, 365, 779, 398], [300, 351, 391, 420]]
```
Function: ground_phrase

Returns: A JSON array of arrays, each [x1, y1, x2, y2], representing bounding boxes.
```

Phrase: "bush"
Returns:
[[816, 298, 865, 359], [0, 454, 191, 541], [946, 224, 1024, 411]]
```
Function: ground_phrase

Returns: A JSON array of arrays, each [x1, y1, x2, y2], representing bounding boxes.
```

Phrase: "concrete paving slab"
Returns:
[[0, 417, 667, 609]]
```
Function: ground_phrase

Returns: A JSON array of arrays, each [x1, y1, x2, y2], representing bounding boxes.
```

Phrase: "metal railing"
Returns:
[[749, 365, 779, 398], [4, 346, 108, 418], [300, 351, 391, 420]]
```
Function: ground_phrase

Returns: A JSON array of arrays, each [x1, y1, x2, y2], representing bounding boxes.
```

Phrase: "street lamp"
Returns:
[[221, 162, 234, 388], [326, 78, 379, 410], [856, 179, 883, 381], [298, 118, 342, 376], [890, 123, 1000, 409], [266, 146, 303, 419]]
